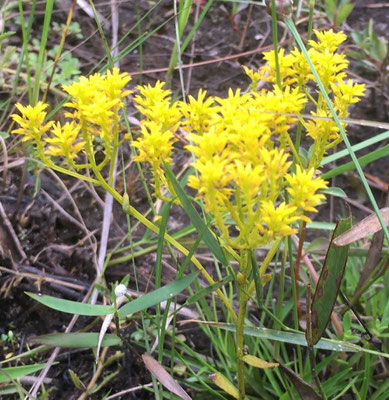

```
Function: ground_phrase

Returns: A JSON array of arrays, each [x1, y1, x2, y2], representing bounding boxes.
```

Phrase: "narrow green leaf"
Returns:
[[26, 292, 115, 316], [377, 38, 388, 61], [118, 272, 198, 318], [0, 364, 47, 383], [321, 144, 389, 180], [321, 130, 389, 165], [0, 31, 15, 42], [31, 333, 121, 348], [310, 215, 352, 345], [335, 3, 354, 26], [185, 275, 234, 306], [68, 369, 85, 390], [164, 162, 228, 266], [320, 187, 347, 198], [210, 323, 389, 357]]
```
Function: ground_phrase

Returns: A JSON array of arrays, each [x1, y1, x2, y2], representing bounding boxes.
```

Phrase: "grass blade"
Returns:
[[31, 333, 121, 348], [25, 292, 115, 316], [164, 162, 228, 266], [118, 272, 198, 318], [0, 364, 47, 383]]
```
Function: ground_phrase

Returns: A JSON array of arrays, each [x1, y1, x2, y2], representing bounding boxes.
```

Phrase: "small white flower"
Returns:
[[114, 284, 127, 297]]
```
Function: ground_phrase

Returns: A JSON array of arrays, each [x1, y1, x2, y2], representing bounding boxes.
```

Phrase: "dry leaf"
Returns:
[[333, 208, 389, 247], [142, 353, 192, 400]]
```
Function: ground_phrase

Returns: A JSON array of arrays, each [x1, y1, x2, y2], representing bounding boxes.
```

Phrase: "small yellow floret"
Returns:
[[286, 166, 328, 215], [45, 121, 85, 160], [11, 101, 53, 142]]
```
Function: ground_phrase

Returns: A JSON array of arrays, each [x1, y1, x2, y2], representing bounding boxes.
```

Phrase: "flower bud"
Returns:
[[114, 284, 127, 297]]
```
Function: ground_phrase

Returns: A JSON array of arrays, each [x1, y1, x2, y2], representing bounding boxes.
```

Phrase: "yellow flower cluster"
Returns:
[[12, 102, 54, 143], [132, 81, 181, 199], [245, 29, 365, 167], [183, 89, 328, 249], [11, 68, 131, 170], [10, 30, 364, 252], [130, 30, 361, 250]]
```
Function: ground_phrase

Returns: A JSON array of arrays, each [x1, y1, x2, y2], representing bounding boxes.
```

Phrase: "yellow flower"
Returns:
[[258, 201, 300, 239], [134, 81, 172, 113], [305, 109, 340, 142], [309, 29, 347, 54], [101, 68, 132, 101], [308, 48, 349, 85], [188, 155, 233, 212], [331, 78, 365, 115], [214, 89, 251, 126], [132, 121, 176, 166], [243, 66, 264, 90], [135, 81, 181, 131], [259, 48, 297, 85], [179, 89, 215, 133], [45, 121, 85, 161], [230, 160, 265, 204], [251, 86, 306, 136], [259, 148, 292, 199], [186, 126, 229, 160], [286, 166, 328, 217], [63, 68, 131, 124], [11, 101, 54, 142]]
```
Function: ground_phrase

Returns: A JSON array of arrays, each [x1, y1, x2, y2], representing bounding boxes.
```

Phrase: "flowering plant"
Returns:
[[11, 29, 365, 399]]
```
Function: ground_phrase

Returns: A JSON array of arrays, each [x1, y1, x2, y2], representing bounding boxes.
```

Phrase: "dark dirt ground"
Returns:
[[1, 0, 389, 399]]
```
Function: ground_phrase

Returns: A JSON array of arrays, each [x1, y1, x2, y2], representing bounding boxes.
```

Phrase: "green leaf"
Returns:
[[310, 215, 352, 345], [377, 38, 388, 61], [68, 369, 85, 390], [0, 32, 15, 42], [324, 0, 336, 18], [164, 162, 228, 266], [26, 292, 115, 316], [335, 3, 354, 27], [321, 144, 389, 180], [31, 332, 121, 348], [321, 187, 347, 198], [118, 272, 198, 318], [0, 364, 47, 383], [321, 130, 389, 166], [185, 275, 234, 306], [305, 237, 331, 253], [0, 131, 10, 139], [211, 323, 389, 357]]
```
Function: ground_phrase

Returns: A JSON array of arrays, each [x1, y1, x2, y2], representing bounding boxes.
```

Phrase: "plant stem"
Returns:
[[236, 250, 251, 399], [236, 285, 249, 400]]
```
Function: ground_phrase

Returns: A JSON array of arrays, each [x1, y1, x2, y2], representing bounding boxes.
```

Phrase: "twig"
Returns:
[[0, 135, 8, 191], [105, 383, 153, 400], [0, 200, 27, 261], [291, 235, 343, 336]]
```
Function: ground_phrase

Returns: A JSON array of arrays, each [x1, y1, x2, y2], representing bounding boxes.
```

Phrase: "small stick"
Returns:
[[0, 200, 27, 261]]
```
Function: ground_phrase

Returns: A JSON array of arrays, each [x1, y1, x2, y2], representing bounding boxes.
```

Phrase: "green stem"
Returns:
[[236, 250, 251, 400], [236, 286, 248, 400], [307, 0, 315, 44], [91, 166, 237, 320], [271, 0, 282, 89]]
